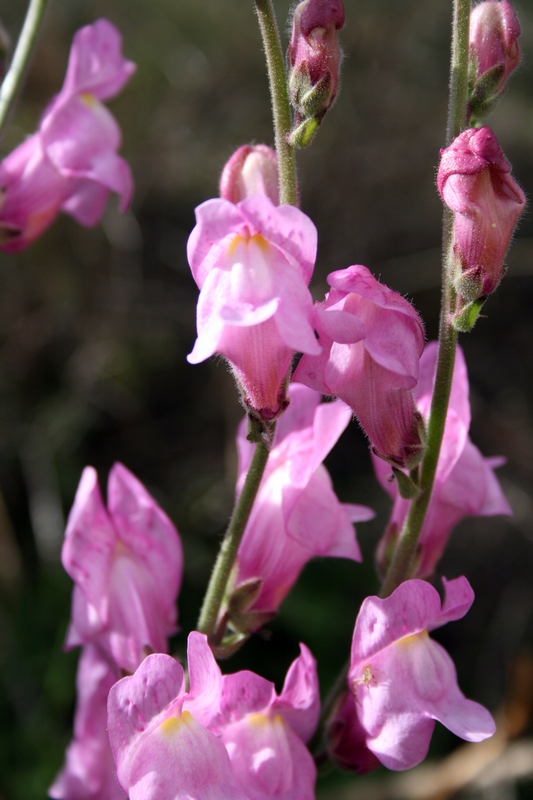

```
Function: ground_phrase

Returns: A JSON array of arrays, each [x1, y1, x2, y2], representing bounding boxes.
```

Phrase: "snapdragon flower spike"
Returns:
[[374, 342, 511, 578], [220, 144, 279, 206], [107, 632, 319, 800], [49, 645, 126, 800], [0, 19, 135, 253], [62, 463, 183, 673], [288, 0, 345, 147], [294, 265, 425, 469], [438, 127, 526, 308], [187, 194, 320, 419], [230, 383, 371, 624], [468, 0, 521, 122], [328, 577, 496, 772]]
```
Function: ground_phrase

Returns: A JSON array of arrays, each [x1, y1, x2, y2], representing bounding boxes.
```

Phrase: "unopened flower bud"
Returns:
[[287, 0, 345, 147], [468, 0, 521, 123], [219, 144, 279, 205], [438, 126, 526, 303]]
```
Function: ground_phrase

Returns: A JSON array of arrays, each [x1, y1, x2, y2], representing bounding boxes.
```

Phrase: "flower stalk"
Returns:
[[254, 0, 298, 206], [0, 0, 49, 142], [196, 428, 271, 639], [380, 0, 471, 598]]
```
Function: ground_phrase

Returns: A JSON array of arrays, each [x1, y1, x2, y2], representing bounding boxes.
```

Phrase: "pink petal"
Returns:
[[274, 644, 320, 743]]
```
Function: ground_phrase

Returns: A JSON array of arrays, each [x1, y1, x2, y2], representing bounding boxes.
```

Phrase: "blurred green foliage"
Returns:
[[0, 1, 533, 798]]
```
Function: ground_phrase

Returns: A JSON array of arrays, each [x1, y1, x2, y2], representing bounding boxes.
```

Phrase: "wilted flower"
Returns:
[[438, 126, 526, 308], [0, 19, 135, 252], [187, 194, 320, 420], [294, 265, 425, 469], [328, 577, 496, 772], [374, 341, 511, 578], [62, 463, 183, 673], [219, 144, 279, 206]]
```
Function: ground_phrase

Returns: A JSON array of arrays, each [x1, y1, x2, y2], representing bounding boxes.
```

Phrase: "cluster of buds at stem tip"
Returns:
[[287, 0, 345, 148], [467, 0, 521, 125], [438, 126, 526, 331]]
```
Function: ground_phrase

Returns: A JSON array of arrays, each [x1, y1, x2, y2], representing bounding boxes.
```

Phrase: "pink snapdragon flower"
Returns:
[[107, 632, 319, 800], [438, 126, 526, 301], [187, 194, 320, 419], [470, 1, 521, 86], [49, 645, 126, 800], [62, 463, 183, 673], [0, 19, 135, 253], [220, 144, 279, 206], [328, 577, 496, 772], [294, 265, 425, 469], [288, 0, 345, 146], [374, 342, 511, 578], [230, 383, 372, 623]]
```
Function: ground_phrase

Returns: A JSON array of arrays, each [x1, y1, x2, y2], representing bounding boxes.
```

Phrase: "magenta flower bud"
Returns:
[[438, 127, 526, 303], [287, 0, 345, 147], [294, 265, 426, 469], [0, 19, 135, 253], [328, 578, 495, 772], [219, 144, 279, 206], [472, 0, 521, 74]]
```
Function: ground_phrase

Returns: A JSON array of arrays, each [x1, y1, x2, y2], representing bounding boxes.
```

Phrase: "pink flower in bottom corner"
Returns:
[[373, 341, 511, 578], [49, 645, 126, 800], [230, 383, 372, 623], [107, 632, 319, 800], [328, 577, 496, 772], [62, 462, 183, 673], [0, 19, 135, 253]]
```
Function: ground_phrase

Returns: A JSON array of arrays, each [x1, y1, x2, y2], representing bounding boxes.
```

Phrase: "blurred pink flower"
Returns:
[[219, 144, 279, 206], [108, 632, 319, 800], [49, 645, 125, 800], [374, 342, 511, 577], [62, 463, 183, 673], [232, 383, 372, 620], [187, 194, 320, 419], [328, 577, 496, 772], [438, 126, 525, 299], [0, 19, 135, 252], [294, 265, 425, 469]]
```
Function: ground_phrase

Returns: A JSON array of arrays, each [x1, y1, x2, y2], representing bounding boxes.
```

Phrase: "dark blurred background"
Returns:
[[0, 1, 532, 798]]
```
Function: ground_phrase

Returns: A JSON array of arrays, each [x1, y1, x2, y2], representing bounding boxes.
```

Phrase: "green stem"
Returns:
[[0, 0, 49, 143], [380, 0, 471, 598], [254, 0, 298, 206], [197, 437, 270, 638]]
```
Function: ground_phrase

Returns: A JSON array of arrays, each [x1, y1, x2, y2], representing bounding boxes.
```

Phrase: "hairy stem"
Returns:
[[254, 0, 298, 206], [197, 437, 270, 638], [381, 0, 470, 598], [0, 0, 49, 142]]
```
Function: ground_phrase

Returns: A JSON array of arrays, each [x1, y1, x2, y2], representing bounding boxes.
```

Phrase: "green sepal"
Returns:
[[288, 116, 320, 148], [452, 296, 487, 332], [227, 578, 263, 614], [392, 467, 421, 500]]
